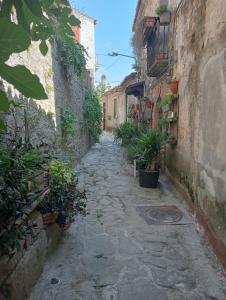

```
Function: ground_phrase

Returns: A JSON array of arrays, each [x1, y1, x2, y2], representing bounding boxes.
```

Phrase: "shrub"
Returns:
[[114, 122, 147, 146], [61, 108, 76, 138], [37, 159, 87, 226], [49, 159, 75, 188], [83, 89, 103, 143], [127, 129, 168, 170]]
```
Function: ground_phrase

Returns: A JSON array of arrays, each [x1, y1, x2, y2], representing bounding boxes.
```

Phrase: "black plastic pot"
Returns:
[[139, 169, 160, 188]]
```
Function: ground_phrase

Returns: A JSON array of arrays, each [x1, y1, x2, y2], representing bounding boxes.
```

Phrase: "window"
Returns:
[[113, 98, 117, 118]]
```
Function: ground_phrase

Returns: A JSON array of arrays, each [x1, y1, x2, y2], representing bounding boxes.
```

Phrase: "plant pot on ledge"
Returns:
[[170, 80, 179, 94], [42, 212, 58, 225], [159, 11, 171, 25]]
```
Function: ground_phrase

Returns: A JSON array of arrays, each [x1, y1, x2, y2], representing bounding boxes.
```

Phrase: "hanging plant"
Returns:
[[170, 80, 179, 94], [156, 5, 168, 16]]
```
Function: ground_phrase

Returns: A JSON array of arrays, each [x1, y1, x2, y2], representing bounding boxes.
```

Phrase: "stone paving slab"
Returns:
[[28, 133, 226, 300]]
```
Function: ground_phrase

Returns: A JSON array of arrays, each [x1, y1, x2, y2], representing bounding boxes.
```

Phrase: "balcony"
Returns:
[[145, 18, 169, 77]]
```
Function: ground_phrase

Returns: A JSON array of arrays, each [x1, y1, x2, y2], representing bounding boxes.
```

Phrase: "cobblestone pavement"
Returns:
[[29, 133, 226, 300]]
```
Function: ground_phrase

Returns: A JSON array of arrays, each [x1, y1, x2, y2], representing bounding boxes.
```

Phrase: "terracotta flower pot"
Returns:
[[62, 221, 70, 231], [146, 101, 154, 109], [42, 212, 57, 225], [156, 52, 165, 60], [170, 80, 179, 94]]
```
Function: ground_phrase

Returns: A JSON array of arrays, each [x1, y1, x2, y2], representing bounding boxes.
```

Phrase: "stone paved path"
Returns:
[[29, 133, 226, 300]]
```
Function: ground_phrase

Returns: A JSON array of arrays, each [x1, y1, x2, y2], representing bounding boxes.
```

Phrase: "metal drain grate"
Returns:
[[136, 205, 184, 225]]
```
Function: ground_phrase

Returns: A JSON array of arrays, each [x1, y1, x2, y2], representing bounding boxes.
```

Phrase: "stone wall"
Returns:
[[132, 0, 226, 255], [2, 39, 92, 161], [166, 0, 226, 246], [0, 38, 93, 299], [0, 209, 62, 300]]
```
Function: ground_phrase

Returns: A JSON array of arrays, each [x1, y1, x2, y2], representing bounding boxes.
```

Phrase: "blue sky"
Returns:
[[71, 0, 137, 86]]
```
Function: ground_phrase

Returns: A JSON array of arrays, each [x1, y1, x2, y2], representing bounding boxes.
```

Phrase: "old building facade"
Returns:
[[132, 0, 226, 262], [73, 10, 96, 84], [102, 73, 138, 131]]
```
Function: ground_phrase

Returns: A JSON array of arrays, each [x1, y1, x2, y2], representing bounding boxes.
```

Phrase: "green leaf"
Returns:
[[24, 0, 43, 17], [39, 40, 48, 56], [0, 18, 31, 62], [0, 90, 10, 112], [0, 118, 6, 131], [0, 0, 13, 19], [14, 0, 30, 32], [68, 15, 81, 26], [0, 64, 48, 100]]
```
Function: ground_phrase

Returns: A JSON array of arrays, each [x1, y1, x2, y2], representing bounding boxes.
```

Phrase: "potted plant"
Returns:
[[128, 129, 168, 188], [42, 212, 58, 225], [146, 100, 154, 109], [156, 5, 171, 24], [157, 92, 174, 112], [37, 159, 87, 229], [170, 79, 179, 94], [157, 117, 169, 131]]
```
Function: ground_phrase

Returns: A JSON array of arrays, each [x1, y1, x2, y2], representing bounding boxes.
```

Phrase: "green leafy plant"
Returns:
[[0, 1, 85, 130], [156, 5, 168, 16], [113, 122, 147, 146], [37, 159, 87, 228], [0, 139, 49, 257], [58, 38, 87, 78], [96, 81, 110, 95], [83, 89, 103, 143], [163, 92, 174, 105], [157, 92, 174, 110], [49, 159, 75, 188], [61, 108, 76, 138], [157, 116, 169, 130], [127, 129, 168, 171]]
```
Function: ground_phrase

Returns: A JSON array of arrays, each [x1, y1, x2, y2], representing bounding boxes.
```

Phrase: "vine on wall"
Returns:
[[61, 108, 76, 138], [83, 89, 103, 143]]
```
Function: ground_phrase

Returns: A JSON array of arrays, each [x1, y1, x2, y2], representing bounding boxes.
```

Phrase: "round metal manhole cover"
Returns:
[[146, 206, 182, 224], [136, 205, 183, 225]]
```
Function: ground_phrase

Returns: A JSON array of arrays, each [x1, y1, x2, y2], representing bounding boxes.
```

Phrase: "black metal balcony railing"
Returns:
[[146, 18, 169, 77]]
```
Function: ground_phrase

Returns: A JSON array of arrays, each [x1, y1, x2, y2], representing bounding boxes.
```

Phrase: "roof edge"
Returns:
[[73, 9, 96, 23], [132, 0, 142, 32]]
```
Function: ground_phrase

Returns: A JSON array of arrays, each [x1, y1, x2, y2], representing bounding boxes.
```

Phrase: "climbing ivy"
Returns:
[[0, 0, 86, 130], [61, 108, 76, 138], [83, 89, 103, 143], [58, 39, 87, 78]]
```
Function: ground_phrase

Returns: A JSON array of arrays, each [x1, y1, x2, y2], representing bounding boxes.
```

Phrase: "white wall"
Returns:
[[74, 10, 96, 84]]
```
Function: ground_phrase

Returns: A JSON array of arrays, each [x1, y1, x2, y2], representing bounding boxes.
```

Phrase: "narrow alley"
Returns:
[[29, 134, 226, 300]]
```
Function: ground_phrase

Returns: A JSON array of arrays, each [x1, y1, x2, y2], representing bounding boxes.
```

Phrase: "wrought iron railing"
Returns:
[[146, 18, 169, 77]]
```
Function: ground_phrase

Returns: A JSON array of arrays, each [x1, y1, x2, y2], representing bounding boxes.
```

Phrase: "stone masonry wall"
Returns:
[[2, 39, 92, 160], [0, 39, 92, 299], [166, 0, 226, 246], [133, 0, 226, 251]]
